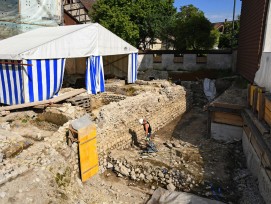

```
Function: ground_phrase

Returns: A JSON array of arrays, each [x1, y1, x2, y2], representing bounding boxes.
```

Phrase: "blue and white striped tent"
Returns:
[[0, 24, 138, 105]]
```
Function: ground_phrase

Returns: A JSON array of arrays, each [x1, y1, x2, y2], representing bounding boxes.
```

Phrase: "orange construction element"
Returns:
[[78, 124, 99, 182]]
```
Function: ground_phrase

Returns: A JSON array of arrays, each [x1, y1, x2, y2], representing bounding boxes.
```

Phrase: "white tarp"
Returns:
[[203, 78, 216, 101], [147, 188, 224, 204], [254, 1, 271, 90], [254, 52, 271, 92], [20, 0, 62, 26], [0, 23, 138, 60]]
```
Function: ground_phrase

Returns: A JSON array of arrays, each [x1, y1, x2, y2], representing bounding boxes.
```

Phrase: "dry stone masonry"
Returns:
[[95, 80, 192, 170]]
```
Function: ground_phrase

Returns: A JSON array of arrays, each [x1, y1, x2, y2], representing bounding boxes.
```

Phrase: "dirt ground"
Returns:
[[88, 107, 264, 204], [89, 80, 264, 204], [153, 107, 264, 203]]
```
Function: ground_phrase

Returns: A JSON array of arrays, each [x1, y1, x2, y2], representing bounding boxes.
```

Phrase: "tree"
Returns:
[[173, 5, 219, 50], [89, 0, 139, 47], [89, 0, 176, 49], [218, 16, 240, 49]]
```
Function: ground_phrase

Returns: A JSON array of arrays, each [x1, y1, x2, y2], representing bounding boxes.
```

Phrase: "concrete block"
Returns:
[[211, 123, 242, 142]]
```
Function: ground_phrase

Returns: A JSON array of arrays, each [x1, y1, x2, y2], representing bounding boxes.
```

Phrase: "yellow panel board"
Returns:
[[78, 124, 99, 182]]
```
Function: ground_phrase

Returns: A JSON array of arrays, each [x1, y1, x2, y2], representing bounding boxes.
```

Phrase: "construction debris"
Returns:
[[0, 79, 265, 204]]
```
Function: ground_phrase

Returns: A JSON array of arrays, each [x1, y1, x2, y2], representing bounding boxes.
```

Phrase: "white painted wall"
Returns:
[[263, 0, 271, 52], [138, 53, 234, 72]]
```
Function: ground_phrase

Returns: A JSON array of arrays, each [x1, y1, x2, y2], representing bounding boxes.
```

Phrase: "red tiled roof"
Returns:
[[212, 22, 224, 29]]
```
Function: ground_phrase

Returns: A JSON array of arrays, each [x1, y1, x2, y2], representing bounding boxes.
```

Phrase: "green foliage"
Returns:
[[174, 5, 218, 50], [89, 0, 176, 48], [218, 16, 240, 49], [89, 0, 139, 46]]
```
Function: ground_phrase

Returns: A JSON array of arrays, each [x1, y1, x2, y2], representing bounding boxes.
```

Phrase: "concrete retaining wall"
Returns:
[[211, 123, 243, 142], [242, 131, 271, 203], [138, 54, 233, 72]]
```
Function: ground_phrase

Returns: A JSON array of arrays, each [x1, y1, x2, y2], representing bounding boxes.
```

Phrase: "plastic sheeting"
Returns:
[[0, 0, 61, 26], [0, 24, 138, 60], [254, 2, 271, 90], [203, 78, 216, 101], [254, 52, 271, 92], [147, 188, 224, 204]]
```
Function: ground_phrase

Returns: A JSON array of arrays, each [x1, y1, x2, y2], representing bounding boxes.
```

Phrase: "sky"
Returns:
[[173, 0, 242, 23]]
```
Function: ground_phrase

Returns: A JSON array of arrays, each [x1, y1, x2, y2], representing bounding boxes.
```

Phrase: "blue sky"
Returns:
[[173, 0, 242, 23]]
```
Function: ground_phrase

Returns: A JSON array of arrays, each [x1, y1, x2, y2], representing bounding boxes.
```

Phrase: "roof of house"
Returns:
[[212, 22, 225, 29], [80, 0, 96, 10]]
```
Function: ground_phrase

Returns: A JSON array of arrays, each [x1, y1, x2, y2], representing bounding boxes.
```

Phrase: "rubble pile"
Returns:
[[0, 106, 86, 203], [0, 80, 192, 203], [105, 139, 204, 193]]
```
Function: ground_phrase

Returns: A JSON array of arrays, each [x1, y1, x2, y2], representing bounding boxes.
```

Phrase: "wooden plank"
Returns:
[[265, 95, 271, 112], [0, 89, 86, 112], [264, 107, 271, 127], [250, 85, 257, 106], [243, 125, 251, 136], [212, 111, 243, 126], [250, 135, 271, 178], [242, 112, 271, 180], [247, 84, 251, 107], [78, 124, 99, 182], [263, 152, 271, 171], [252, 87, 258, 113], [210, 102, 245, 110], [245, 109, 270, 135]]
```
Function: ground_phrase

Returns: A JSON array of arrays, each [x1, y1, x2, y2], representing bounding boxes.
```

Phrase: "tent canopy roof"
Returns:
[[0, 23, 138, 60]]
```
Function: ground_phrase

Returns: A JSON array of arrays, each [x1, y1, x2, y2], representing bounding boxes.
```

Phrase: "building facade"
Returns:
[[0, 0, 62, 40]]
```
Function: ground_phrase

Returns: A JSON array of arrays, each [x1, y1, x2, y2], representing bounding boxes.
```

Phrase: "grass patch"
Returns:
[[125, 87, 137, 96], [55, 167, 72, 188], [21, 119, 28, 123]]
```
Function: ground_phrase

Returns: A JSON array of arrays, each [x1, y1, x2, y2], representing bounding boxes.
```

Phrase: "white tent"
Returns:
[[0, 23, 138, 59], [0, 23, 138, 105]]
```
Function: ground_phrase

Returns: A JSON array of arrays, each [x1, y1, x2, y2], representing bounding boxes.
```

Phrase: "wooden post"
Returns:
[[252, 87, 258, 114], [247, 84, 251, 107], [258, 87, 265, 121]]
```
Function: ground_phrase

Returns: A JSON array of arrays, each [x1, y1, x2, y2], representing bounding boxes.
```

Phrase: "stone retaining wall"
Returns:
[[95, 81, 192, 171]]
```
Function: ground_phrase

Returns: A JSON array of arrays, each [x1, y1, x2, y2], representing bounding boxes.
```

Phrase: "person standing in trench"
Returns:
[[139, 118, 157, 153], [138, 118, 152, 141]]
